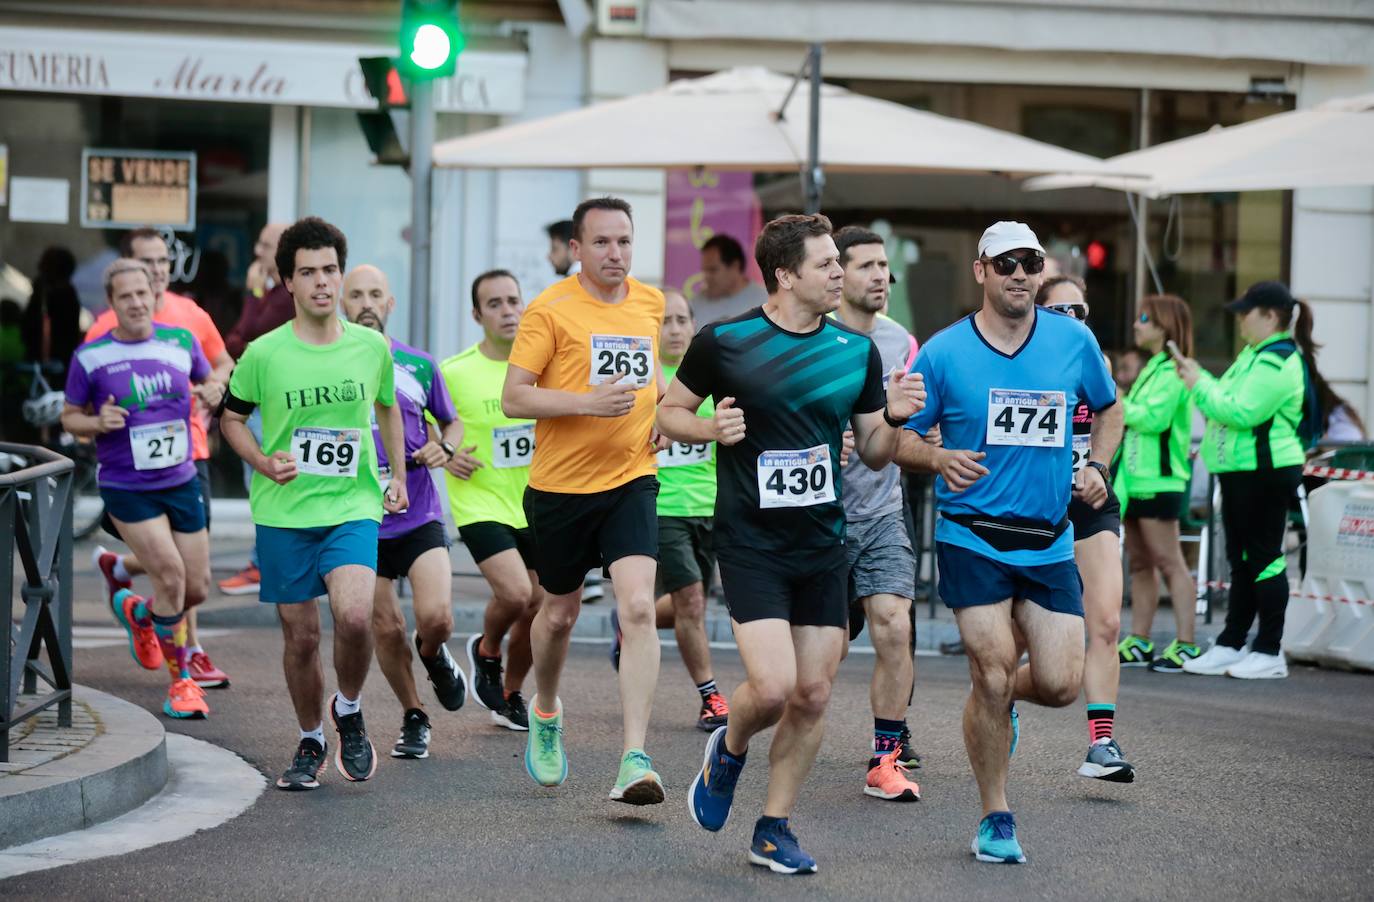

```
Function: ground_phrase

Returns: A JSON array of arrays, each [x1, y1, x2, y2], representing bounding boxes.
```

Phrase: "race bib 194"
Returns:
[[756, 444, 836, 509], [292, 427, 361, 478], [986, 389, 1066, 448], [658, 440, 712, 468], [588, 334, 653, 388], [492, 424, 535, 469], [130, 419, 189, 471]]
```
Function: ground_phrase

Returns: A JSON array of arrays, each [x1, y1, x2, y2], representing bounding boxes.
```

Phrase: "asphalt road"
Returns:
[[4, 605, 1372, 901]]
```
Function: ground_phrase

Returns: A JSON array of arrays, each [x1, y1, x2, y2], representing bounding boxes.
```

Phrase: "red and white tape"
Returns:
[[1197, 579, 1373, 607], [1303, 463, 1374, 481]]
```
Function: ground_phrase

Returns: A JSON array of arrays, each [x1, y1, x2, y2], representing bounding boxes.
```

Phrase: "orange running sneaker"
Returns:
[[864, 747, 921, 802], [218, 564, 261, 596], [111, 589, 163, 671], [164, 678, 209, 719], [697, 691, 730, 731], [189, 651, 230, 689]]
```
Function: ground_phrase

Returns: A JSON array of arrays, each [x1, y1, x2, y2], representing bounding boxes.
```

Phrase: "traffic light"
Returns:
[[399, 0, 464, 80], [358, 56, 409, 109]]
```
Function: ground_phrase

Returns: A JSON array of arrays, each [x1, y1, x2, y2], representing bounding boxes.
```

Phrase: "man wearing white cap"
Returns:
[[895, 221, 1121, 864]]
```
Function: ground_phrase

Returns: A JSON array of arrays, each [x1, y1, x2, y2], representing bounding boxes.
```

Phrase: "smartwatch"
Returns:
[[1086, 460, 1110, 481], [441, 441, 457, 460]]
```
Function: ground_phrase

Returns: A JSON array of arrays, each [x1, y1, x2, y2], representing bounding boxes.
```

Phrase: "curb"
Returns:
[[0, 686, 167, 850]]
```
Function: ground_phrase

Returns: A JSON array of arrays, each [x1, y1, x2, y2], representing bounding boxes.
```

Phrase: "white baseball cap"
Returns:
[[978, 221, 1045, 259]]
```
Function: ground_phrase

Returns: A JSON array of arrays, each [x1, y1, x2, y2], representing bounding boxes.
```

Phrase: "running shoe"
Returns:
[[609, 607, 622, 672], [749, 818, 818, 875], [896, 724, 923, 768], [189, 651, 230, 689], [276, 738, 327, 791], [1226, 650, 1288, 680], [609, 748, 665, 805], [525, 700, 568, 786], [415, 633, 467, 711], [864, 747, 921, 801], [1182, 643, 1245, 676], [466, 633, 505, 712], [697, 691, 729, 731], [111, 589, 163, 671], [217, 564, 261, 596], [391, 708, 431, 759], [494, 690, 529, 731], [1009, 703, 1020, 757], [330, 695, 378, 782], [1117, 635, 1155, 667], [1076, 737, 1135, 783], [689, 724, 744, 831], [1149, 639, 1201, 673], [163, 678, 209, 719], [971, 811, 1026, 864], [92, 545, 131, 609]]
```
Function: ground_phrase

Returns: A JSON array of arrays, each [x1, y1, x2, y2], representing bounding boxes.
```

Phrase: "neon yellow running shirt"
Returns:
[[441, 343, 533, 528], [656, 363, 716, 518]]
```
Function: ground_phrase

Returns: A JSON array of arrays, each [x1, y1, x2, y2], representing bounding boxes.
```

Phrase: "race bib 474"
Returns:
[[986, 389, 1066, 448]]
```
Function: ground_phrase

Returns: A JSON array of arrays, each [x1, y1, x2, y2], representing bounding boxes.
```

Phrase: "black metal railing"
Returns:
[[1, 442, 74, 762]]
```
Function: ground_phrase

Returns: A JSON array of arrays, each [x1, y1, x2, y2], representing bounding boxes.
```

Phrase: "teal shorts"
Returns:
[[257, 520, 378, 603]]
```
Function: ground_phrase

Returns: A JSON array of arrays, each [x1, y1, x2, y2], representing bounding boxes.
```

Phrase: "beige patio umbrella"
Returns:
[[432, 67, 1114, 178], [1023, 93, 1374, 197]]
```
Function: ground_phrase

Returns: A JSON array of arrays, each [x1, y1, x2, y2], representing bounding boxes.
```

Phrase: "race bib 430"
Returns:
[[986, 389, 1066, 447], [756, 444, 835, 509], [588, 335, 653, 388]]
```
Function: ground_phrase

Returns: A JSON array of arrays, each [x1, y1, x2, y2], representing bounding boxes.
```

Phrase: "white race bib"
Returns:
[[492, 424, 535, 469], [1071, 433, 1092, 474], [588, 334, 653, 388], [756, 445, 836, 509], [130, 419, 189, 471], [657, 440, 712, 468], [986, 389, 1066, 447], [292, 427, 361, 478]]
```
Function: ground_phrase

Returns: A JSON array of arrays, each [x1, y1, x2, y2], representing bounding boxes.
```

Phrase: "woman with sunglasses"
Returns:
[[1035, 275, 1134, 783], [1116, 296, 1199, 673]]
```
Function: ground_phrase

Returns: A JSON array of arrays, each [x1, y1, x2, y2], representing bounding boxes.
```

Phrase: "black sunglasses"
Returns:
[[981, 252, 1046, 276], [1047, 303, 1088, 321]]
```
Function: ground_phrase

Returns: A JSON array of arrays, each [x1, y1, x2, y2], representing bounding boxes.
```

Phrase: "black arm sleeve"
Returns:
[[673, 324, 718, 400], [853, 341, 887, 415], [221, 388, 256, 418]]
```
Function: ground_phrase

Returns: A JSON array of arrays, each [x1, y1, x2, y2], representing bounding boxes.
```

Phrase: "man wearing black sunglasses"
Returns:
[[895, 221, 1121, 864]]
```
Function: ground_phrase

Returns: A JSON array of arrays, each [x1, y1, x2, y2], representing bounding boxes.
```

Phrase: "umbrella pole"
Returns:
[[805, 42, 824, 214]]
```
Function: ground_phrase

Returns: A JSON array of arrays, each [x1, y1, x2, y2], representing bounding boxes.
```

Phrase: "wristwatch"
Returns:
[[440, 441, 457, 459], [1086, 461, 1110, 481]]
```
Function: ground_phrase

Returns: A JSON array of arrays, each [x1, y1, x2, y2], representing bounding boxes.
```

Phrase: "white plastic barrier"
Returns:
[[1283, 479, 1374, 671]]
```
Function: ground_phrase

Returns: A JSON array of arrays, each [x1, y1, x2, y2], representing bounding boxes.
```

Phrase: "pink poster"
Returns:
[[663, 168, 763, 297]]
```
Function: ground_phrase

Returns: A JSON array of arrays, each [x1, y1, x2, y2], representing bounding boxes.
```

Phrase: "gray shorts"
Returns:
[[845, 510, 916, 603]]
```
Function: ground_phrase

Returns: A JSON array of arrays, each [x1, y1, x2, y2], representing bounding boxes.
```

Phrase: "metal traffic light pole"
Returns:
[[408, 78, 434, 347]]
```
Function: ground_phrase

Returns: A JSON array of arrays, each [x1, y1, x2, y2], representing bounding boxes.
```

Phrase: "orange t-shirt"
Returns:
[[85, 291, 227, 461], [509, 275, 665, 494]]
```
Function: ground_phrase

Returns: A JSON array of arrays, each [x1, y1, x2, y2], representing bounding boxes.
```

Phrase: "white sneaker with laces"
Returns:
[[1182, 644, 1245, 675], [1225, 650, 1288, 680]]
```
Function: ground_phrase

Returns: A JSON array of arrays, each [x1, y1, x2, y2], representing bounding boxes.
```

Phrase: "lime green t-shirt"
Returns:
[[657, 362, 716, 518], [228, 320, 395, 528], [440, 343, 533, 529]]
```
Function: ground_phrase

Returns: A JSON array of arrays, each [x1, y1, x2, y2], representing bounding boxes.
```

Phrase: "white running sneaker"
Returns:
[[1182, 643, 1245, 675], [1225, 651, 1288, 680]]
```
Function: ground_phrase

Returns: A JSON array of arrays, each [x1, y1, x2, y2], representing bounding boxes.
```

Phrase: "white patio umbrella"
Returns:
[[432, 66, 1114, 178], [1023, 93, 1374, 197]]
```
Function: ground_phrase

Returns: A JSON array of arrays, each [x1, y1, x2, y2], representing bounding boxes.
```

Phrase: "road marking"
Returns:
[[71, 626, 234, 650], [0, 733, 265, 878]]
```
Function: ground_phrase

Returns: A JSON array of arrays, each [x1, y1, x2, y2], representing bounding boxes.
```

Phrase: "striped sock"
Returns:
[[696, 679, 718, 702], [151, 611, 190, 680], [874, 717, 904, 755], [1087, 703, 1115, 743]]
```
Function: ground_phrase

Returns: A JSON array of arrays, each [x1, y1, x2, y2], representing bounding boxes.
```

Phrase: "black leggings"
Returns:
[[1216, 466, 1302, 655]]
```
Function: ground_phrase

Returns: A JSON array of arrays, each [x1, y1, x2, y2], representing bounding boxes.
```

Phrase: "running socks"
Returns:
[[1087, 703, 1116, 743], [150, 611, 190, 680], [333, 693, 361, 717], [696, 679, 718, 703], [874, 718, 904, 755], [112, 555, 132, 583], [300, 724, 326, 747]]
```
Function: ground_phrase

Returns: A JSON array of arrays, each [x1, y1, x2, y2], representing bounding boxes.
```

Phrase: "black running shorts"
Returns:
[[523, 475, 659, 596], [717, 544, 848, 628]]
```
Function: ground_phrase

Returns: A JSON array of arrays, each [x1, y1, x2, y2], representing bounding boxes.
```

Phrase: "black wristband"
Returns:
[[883, 408, 907, 428]]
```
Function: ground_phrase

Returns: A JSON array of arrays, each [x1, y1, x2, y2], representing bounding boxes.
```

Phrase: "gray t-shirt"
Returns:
[[691, 281, 768, 326], [842, 314, 917, 522]]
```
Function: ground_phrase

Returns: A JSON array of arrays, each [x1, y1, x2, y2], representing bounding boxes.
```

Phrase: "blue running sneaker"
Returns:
[[971, 811, 1026, 864], [1009, 703, 1019, 757], [688, 724, 744, 831], [749, 818, 817, 874]]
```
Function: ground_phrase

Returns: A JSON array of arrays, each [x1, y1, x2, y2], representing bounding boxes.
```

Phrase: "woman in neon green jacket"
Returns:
[[1116, 295, 1198, 673], [1173, 281, 1310, 681]]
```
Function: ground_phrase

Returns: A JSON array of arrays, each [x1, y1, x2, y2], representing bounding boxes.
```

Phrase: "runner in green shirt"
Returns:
[[222, 217, 408, 791], [444, 270, 544, 732]]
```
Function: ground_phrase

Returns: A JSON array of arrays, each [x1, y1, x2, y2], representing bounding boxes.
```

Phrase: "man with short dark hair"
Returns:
[[546, 220, 577, 277], [695, 234, 767, 326]]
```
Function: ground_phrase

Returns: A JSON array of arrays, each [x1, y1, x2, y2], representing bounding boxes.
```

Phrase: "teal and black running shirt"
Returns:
[[673, 308, 886, 552]]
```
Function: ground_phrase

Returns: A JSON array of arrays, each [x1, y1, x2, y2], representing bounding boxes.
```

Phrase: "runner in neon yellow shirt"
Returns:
[[443, 270, 545, 732], [222, 217, 408, 791]]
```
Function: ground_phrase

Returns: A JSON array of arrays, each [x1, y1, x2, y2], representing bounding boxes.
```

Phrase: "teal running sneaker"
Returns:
[[971, 811, 1026, 864], [609, 748, 664, 805], [1117, 635, 1154, 667], [1149, 639, 1201, 673], [524, 700, 568, 786]]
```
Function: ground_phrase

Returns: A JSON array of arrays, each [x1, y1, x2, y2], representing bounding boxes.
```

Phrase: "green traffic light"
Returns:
[[410, 23, 451, 70], [399, 0, 463, 79]]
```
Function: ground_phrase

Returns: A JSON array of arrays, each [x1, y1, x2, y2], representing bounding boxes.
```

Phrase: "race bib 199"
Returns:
[[1071, 433, 1092, 473], [292, 427, 361, 478], [588, 334, 653, 388], [658, 440, 712, 468], [986, 389, 1066, 447], [130, 419, 189, 471], [492, 424, 535, 469], [756, 444, 836, 509]]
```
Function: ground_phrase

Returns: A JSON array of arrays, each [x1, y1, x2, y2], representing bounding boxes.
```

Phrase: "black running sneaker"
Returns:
[[466, 633, 506, 712], [494, 690, 529, 731], [391, 708, 431, 759], [415, 633, 467, 711], [896, 724, 923, 769], [330, 695, 377, 782], [276, 737, 327, 791]]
